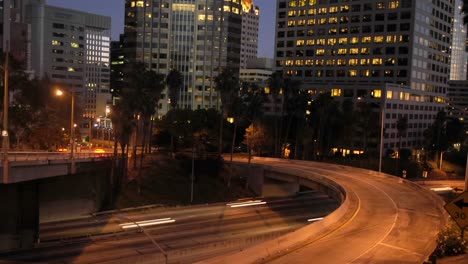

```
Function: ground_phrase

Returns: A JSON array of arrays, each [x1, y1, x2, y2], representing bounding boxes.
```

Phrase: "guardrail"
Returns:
[[0, 152, 114, 162]]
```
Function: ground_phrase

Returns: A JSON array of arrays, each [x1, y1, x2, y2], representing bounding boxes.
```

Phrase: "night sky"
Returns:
[[46, 0, 276, 58]]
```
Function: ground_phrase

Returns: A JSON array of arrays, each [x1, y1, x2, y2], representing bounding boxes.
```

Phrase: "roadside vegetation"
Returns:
[[433, 221, 467, 259], [112, 152, 253, 209]]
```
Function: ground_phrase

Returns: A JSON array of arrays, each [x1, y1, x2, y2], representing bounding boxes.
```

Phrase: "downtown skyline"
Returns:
[[46, 0, 276, 58]]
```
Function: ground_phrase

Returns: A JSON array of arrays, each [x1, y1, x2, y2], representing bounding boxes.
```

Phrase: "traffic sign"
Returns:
[[444, 191, 468, 230]]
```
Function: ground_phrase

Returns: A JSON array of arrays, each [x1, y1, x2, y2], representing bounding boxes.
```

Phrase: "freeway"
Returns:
[[204, 158, 448, 264], [0, 191, 338, 263]]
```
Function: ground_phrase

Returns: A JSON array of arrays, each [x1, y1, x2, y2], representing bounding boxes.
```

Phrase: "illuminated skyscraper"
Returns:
[[276, 0, 455, 94], [450, 0, 467, 81], [240, 0, 259, 69], [275, 0, 457, 151], [27, 2, 111, 119], [124, 0, 243, 116]]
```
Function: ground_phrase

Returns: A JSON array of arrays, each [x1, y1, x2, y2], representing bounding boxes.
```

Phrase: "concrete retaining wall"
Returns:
[[0, 160, 112, 252]]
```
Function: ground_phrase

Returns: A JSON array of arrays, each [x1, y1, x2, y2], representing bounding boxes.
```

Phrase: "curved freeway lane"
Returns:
[[204, 158, 448, 264]]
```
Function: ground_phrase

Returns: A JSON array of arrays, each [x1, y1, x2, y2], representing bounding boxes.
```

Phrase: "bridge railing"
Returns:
[[0, 152, 114, 162]]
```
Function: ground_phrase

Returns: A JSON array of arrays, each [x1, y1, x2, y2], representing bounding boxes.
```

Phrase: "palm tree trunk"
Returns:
[[132, 122, 139, 169], [219, 114, 224, 156], [138, 120, 148, 195], [230, 121, 237, 163], [283, 114, 294, 155]]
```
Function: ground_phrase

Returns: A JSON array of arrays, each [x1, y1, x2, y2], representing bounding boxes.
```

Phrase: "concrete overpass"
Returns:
[[205, 158, 448, 264], [0, 152, 114, 252]]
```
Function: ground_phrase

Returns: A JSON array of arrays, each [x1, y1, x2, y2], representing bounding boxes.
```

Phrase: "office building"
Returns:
[[448, 80, 468, 130], [450, 0, 467, 81], [124, 0, 245, 116], [240, 0, 259, 69], [274, 0, 458, 152], [110, 34, 125, 100], [27, 2, 111, 120]]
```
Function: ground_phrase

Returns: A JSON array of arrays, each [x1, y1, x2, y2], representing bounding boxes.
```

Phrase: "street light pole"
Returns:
[[465, 153, 468, 191], [2, 41, 9, 183], [379, 106, 384, 173], [70, 91, 75, 173]]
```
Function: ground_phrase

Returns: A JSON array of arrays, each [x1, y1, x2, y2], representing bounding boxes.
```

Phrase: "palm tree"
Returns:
[[135, 70, 165, 191], [281, 79, 303, 158], [214, 69, 240, 156], [166, 69, 183, 157], [396, 115, 408, 175], [267, 72, 284, 157], [396, 115, 408, 152], [313, 93, 340, 159], [125, 62, 165, 193]]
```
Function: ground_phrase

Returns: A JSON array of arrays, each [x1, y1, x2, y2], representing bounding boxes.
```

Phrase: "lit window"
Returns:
[[374, 36, 384, 43], [52, 40, 62, 46], [371, 90, 382, 98], [388, 1, 400, 9], [349, 70, 357, 77], [372, 58, 382, 65], [387, 90, 393, 99], [295, 60, 304, 66], [70, 42, 79, 48], [331, 88, 342, 97], [386, 35, 397, 43], [350, 48, 359, 54], [360, 59, 370, 65], [329, 6, 339, 13], [362, 36, 372, 43]]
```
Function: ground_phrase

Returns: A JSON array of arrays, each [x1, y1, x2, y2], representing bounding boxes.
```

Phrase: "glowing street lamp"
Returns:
[[56, 88, 75, 173]]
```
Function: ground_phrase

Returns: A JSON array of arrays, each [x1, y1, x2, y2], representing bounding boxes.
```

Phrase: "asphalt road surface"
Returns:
[[0, 191, 338, 263], [205, 158, 446, 264]]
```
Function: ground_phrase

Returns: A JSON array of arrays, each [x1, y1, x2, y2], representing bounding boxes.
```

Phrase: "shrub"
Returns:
[[404, 161, 423, 178], [433, 226, 467, 258]]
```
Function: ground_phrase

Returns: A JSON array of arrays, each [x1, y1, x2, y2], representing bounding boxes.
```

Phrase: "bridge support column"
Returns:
[[0, 182, 39, 252]]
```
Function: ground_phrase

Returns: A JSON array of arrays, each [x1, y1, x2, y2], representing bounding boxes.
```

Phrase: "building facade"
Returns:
[[240, 0, 259, 69], [448, 80, 468, 130], [450, 0, 467, 81], [124, 0, 245, 116], [27, 2, 111, 120], [274, 0, 458, 153]]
